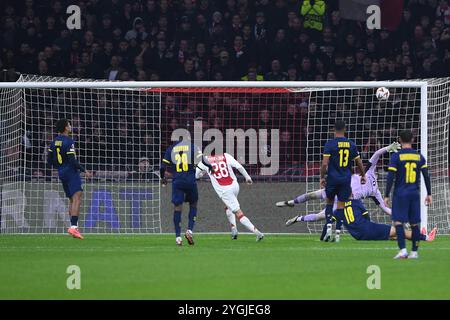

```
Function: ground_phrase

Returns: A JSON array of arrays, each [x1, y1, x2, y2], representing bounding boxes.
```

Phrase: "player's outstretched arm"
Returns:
[[366, 142, 401, 172], [355, 157, 366, 184], [371, 191, 392, 215], [195, 163, 207, 180], [227, 153, 252, 184]]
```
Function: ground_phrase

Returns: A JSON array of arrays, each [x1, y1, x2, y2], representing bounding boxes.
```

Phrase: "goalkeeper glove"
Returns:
[[387, 142, 401, 153]]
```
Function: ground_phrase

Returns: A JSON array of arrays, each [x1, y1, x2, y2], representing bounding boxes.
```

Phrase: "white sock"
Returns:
[[239, 216, 258, 234], [226, 209, 237, 230], [70, 225, 78, 229], [400, 248, 408, 255]]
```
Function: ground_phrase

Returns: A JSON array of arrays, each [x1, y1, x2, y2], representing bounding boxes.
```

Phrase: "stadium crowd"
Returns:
[[2, 0, 450, 82], [0, 0, 448, 180]]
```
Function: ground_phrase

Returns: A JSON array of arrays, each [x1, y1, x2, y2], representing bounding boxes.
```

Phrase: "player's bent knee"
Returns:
[[235, 210, 244, 219]]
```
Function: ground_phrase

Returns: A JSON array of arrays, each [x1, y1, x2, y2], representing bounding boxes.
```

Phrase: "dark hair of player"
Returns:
[[55, 118, 70, 133], [334, 120, 346, 132], [399, 130, 413, 143]]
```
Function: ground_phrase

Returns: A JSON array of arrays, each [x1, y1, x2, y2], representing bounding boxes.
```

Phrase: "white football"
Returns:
[[376, 87, 390, 100]]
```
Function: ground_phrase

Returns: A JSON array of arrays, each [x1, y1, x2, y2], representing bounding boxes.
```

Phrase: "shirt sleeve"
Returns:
[[66, 142, 76, 155], [323, 141, 331, 157], [47, 143, 53, 167], [192, 143, 204, 164], [225, 153, 242, 169], [420, 154, 427, 170], [359, 200, 369, 216], [387, 153, 399, 172], [351, 141, 360, 160], [161, 147, 172, 166]]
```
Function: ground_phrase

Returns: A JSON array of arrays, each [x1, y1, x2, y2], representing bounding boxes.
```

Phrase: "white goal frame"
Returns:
[[0, 80, 430, 232]]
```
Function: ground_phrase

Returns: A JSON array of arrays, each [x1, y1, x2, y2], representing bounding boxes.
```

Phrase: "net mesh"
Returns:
[[0, 76, 449, 234], [2, 75, 162, 233]]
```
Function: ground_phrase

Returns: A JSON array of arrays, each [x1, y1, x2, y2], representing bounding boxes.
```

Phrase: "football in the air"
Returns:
[[376, 87, 390, 100]]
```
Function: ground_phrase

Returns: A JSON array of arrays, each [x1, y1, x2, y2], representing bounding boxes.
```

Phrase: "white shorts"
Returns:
[[217, 182, 240, 213]]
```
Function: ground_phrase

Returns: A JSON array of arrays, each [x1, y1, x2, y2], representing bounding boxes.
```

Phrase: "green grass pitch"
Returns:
[[1, 234, 449, 299]]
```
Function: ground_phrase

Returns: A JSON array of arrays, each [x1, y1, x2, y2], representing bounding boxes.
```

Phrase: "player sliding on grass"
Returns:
[[283, 121, 366, 241], [196, 153, 264, 242], [47, 119, 92, 239], [281, 142, 401, 227], [331, 198, 437, 242]]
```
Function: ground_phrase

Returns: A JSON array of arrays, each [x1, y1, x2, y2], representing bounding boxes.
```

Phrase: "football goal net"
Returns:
[[0, 76, 448, 234]]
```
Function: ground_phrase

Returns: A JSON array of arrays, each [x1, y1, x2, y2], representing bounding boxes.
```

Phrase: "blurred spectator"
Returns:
[[265, 59, 288, 81]]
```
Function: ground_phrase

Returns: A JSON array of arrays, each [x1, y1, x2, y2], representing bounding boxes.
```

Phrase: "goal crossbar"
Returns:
[[0, 81, 428, 89]]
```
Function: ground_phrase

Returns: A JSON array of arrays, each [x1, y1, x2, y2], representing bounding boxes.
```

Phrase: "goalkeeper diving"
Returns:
[[278, 142, 400, 226]]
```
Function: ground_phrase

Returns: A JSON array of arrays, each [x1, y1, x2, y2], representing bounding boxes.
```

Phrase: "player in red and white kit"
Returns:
[[196, 153, 264, 241]]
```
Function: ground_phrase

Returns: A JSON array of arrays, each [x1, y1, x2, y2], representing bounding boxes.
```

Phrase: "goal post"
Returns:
[[0, 76, 448, 234]]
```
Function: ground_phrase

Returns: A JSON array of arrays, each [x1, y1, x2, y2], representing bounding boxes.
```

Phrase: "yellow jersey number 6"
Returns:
[[339, 149, 349, 167], [175, 153, 189, 172], [56, 147, 63, 164], [405, 162, 417, 183]]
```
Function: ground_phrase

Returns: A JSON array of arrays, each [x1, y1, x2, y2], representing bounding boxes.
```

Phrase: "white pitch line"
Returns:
[[1, 246, 450, 252]]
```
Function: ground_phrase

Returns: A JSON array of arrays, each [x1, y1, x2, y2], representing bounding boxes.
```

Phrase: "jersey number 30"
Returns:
[[339, 149, 350, 167]]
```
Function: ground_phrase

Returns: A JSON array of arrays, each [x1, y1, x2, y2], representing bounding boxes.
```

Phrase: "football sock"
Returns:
[[226, 209, 237, 228], [300, 214, 319, 222], [335, 217, 343, 231], [173, 210, 182, 237], [325, 204, 333, 224], [411, 225, 420, 252], [395, 224, 406, 250], [320, 222, 329, 240], [239, 216, 257, 234], [70, 216, 78, 228], [188, 207, 197, 231], [421, 234, 427, 241], [294, 194, 307, 204], [294, 190, 323, 204]]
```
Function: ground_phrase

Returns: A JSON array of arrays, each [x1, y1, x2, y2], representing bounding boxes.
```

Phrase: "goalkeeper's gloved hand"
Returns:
[[387, 142, 401, 153]]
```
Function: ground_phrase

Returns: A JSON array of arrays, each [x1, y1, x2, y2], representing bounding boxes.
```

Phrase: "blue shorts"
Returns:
[[59, 172, 83, 198], [392, 193, 421, 224], [325, 179, 352, 202], [348, 221, 391, 241], [172, 180, 198, 205]]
